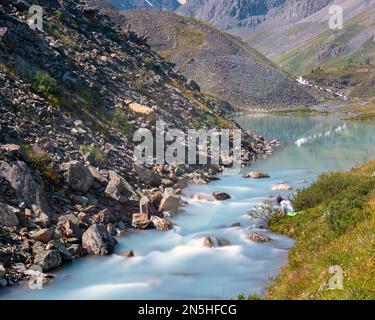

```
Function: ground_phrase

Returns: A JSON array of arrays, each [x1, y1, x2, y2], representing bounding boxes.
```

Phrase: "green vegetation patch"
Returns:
[[267, 160, 375, 299]]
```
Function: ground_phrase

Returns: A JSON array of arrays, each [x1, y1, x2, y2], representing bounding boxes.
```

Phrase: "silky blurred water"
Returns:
[[2, 114, 375, 300]]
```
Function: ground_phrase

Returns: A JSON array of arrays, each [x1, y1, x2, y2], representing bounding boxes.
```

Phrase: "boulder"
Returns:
[[60, 161, 94, 193], [0, 202, 19, 227], [34, 250, 62, 272], [248, 232, 272, 243], [159, 193, 180, 215], [0, 264, 5, 278], [132, 213, 151, 230], [148, 188, 163, 208], [193, 193, 215, 201], [88, 166, 108, 184], [0, 144, 26, 160], [139, 196, 151, 214], [105, 170, 137, 203], [134, 165, 161, 187], [95, 208, 117, 225], [82, 224, 117, 256], [0, 161, 52, 222], [58, 214, 83, 239], [31, 228, 55, 243], [46, 240, 73, 261], [150, 215, 173, 230], [212, 192, 231, 201], [271, 183, 293, 191], [128, 102, 156, 124], [243, 172, 270, 179]]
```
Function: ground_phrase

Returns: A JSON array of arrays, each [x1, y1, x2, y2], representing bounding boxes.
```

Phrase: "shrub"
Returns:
[[111, 110, 133, 137], [80, 145, 107, 164], [24, 146, 60, 186], [292, 173, 356, 211], [33, 71, 57, 96]]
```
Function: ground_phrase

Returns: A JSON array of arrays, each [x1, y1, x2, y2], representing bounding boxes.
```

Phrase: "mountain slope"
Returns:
[[121, 8, 316, 109], [236, 0, 375, 97], [175, 0, 331, 30]]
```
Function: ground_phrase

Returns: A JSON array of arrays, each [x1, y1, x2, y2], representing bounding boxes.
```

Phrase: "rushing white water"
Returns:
[[2, 115, 375, 300]]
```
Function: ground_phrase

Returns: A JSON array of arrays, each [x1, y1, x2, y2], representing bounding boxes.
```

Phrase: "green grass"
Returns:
[[267, 160, 375, 299], [23, 146, 60, 189], [80, 145, 108, 164]]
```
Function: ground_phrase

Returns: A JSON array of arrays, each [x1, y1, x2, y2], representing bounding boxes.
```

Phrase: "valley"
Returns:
[[0, 0, 374, 302]]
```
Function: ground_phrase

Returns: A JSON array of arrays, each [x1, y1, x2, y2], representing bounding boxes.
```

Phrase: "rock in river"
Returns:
[[132, 213, 151, 230], [243, 172, 270, 179], [212, 192, 231, 201], [82, 224, 117, 256], [248, 232, 272, 243], [271, 183, 293, 191]]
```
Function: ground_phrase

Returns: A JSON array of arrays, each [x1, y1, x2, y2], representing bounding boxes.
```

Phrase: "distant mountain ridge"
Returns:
[[121, 8, 317, 109]]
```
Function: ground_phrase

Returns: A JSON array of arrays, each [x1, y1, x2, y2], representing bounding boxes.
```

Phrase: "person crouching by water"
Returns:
[[276, 196, 298, 217]]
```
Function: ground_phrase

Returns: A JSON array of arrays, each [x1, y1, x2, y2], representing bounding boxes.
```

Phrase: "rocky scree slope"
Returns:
[[121, 8, 317, 109], [0, 0, 273, 288]]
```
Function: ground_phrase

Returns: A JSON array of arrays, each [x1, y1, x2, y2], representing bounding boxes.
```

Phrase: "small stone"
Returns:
[[120, 250, 135, 258]]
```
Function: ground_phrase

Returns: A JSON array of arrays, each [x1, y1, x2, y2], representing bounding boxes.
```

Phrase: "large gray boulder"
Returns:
[[82, 224, 117, 256], [134, 165, 161, 186], [34, 250, 62, 272], [105, 170, 137, 203], [159, 193, 180, 215], [60, 161, 94, 193], [0, 161, 52, 225], [0, 203, 19, 227]]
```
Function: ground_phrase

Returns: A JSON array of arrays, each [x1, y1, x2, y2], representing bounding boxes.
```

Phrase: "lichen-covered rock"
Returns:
[[82, 224, 117, 256]]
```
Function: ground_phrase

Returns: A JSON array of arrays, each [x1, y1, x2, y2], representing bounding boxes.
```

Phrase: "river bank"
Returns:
[[267, 159, 375, 300]]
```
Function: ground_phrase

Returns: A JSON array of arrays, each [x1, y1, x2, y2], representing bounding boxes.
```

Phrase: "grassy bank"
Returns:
[[267, 160, 375, 300]]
